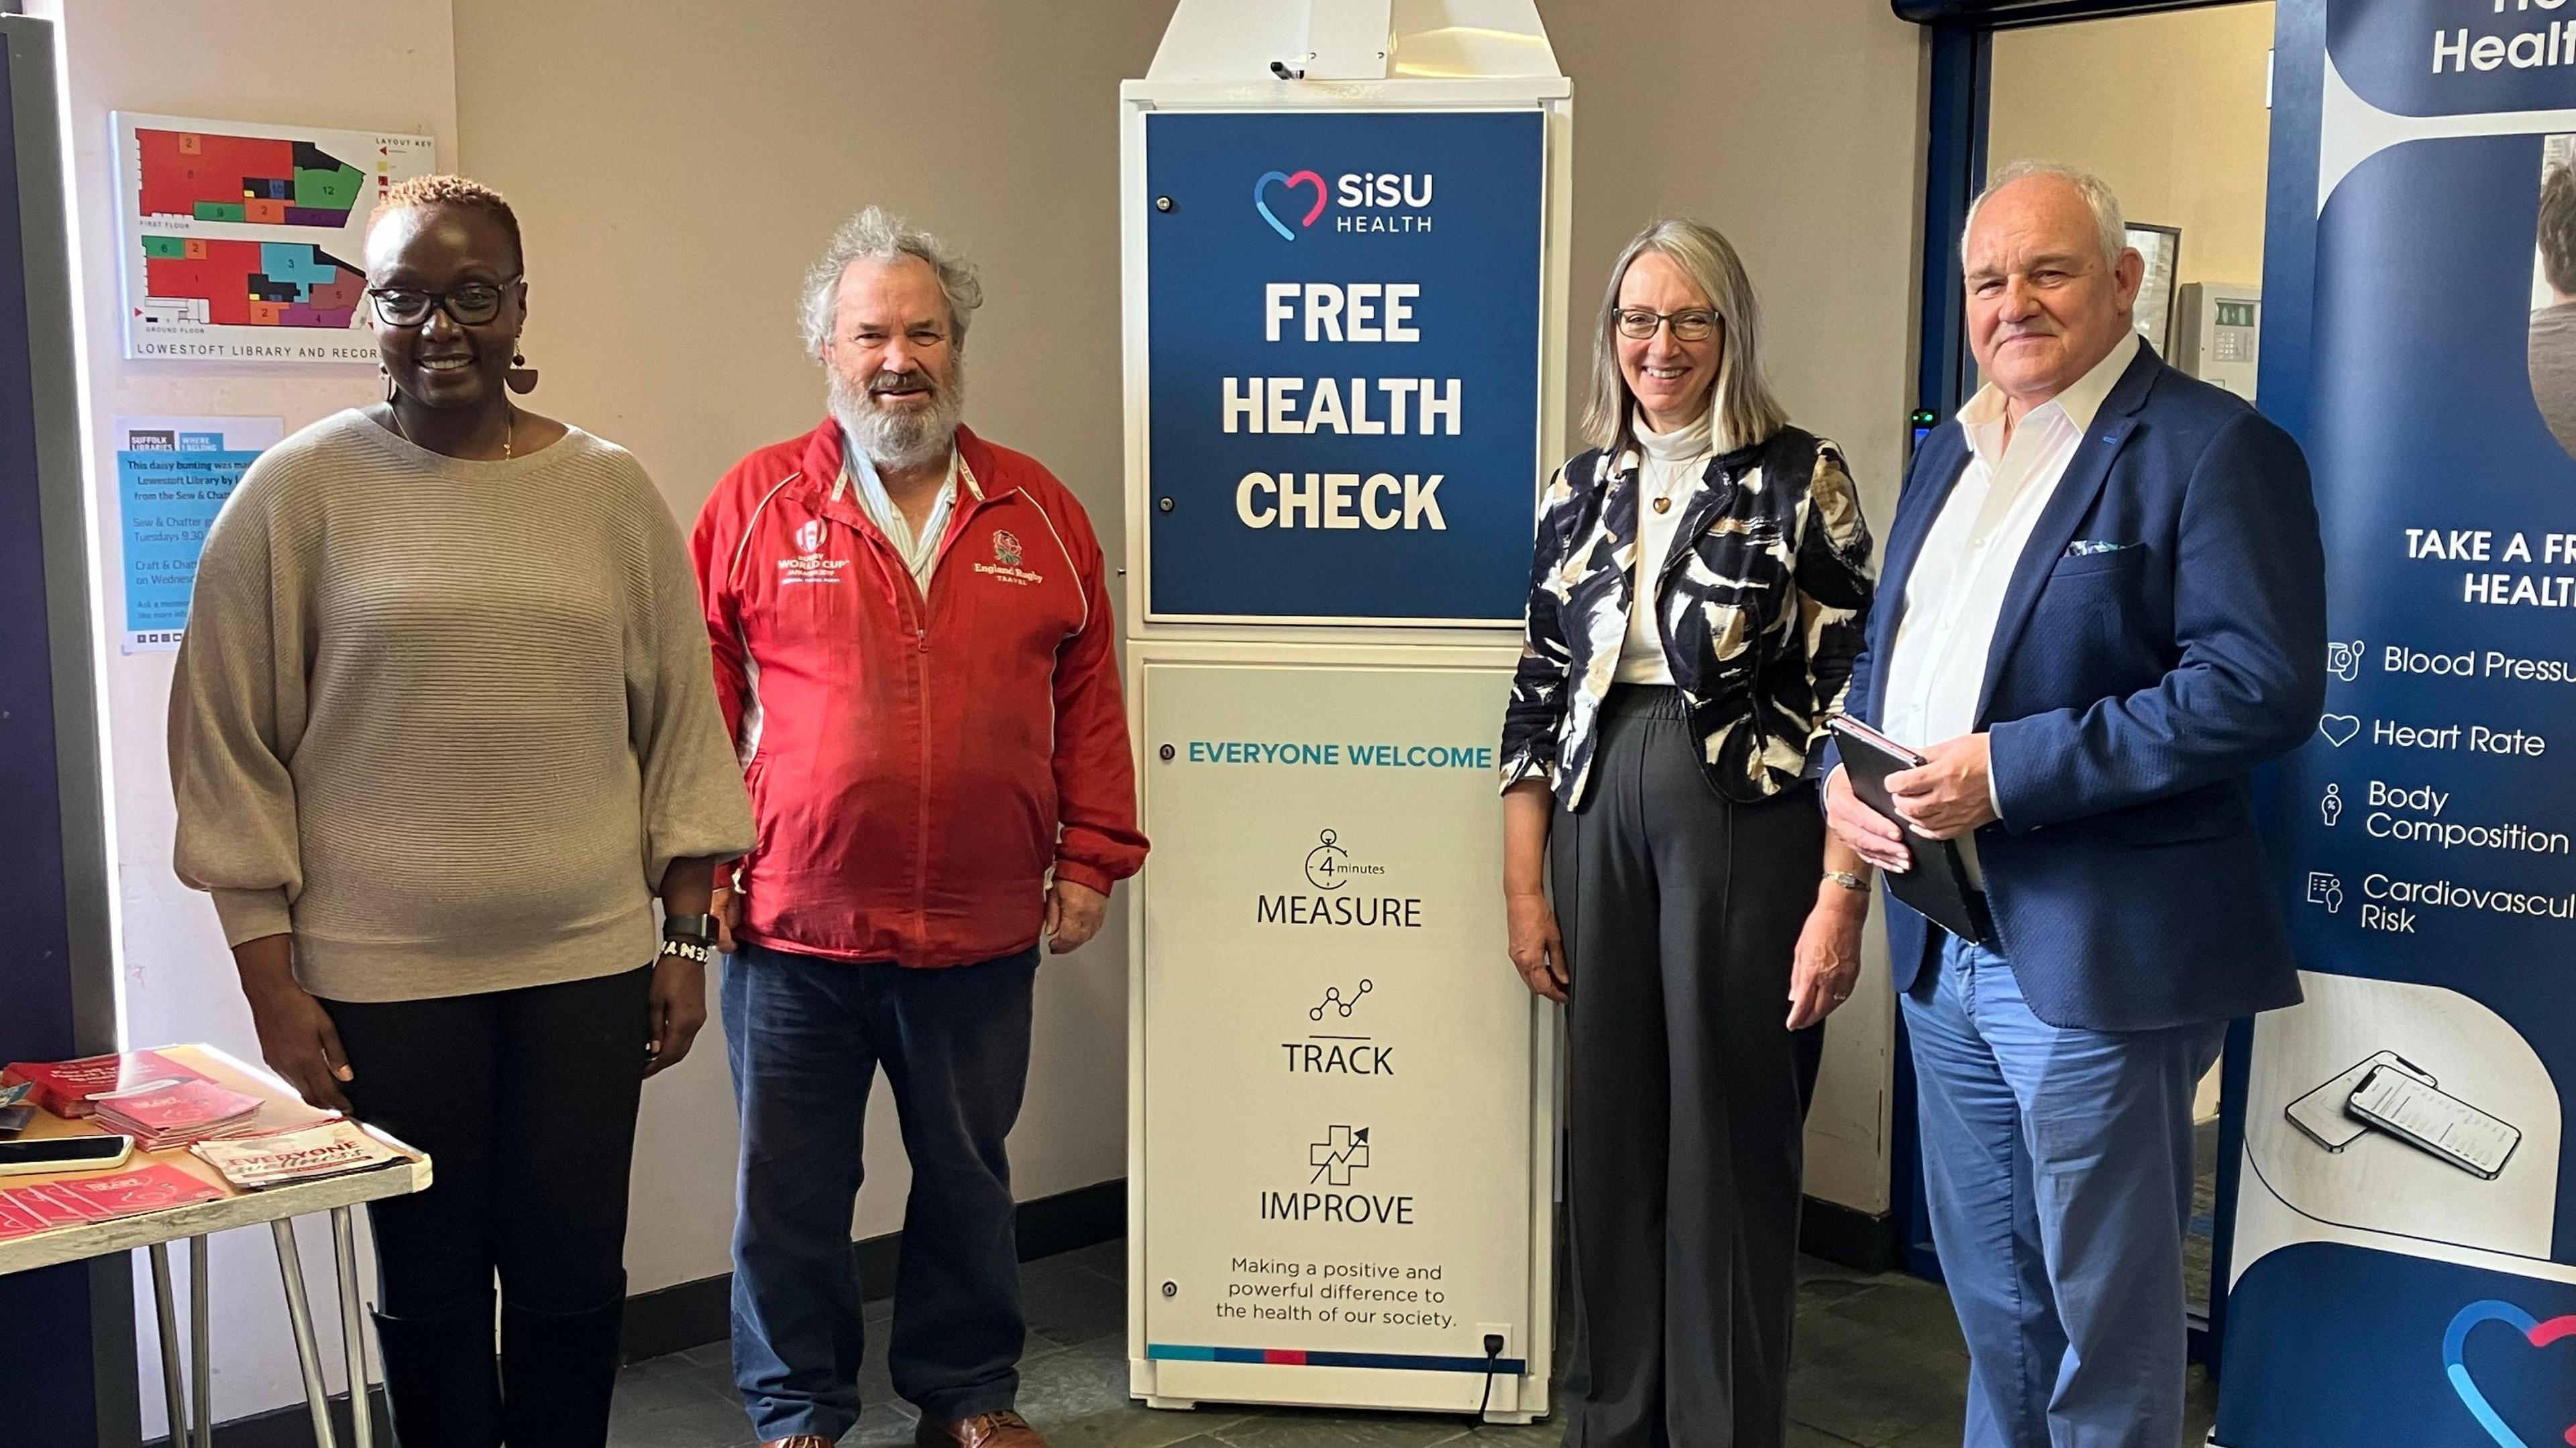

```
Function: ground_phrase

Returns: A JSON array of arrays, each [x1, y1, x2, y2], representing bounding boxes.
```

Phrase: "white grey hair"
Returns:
[[798, 205, 984, 357], [1963, 159, 2129, 271], [1581, 217, 1788, 455]]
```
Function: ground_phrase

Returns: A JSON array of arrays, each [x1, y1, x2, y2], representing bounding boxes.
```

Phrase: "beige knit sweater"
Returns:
[[168, 410, 754, 1002]]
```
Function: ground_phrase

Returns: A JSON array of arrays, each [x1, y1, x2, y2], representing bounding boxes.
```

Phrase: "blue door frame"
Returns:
[[0, 15, 136, 1447], [1891, 0, 2273, 1378]]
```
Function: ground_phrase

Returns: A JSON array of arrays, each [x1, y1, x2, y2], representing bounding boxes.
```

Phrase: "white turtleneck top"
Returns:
[[1614, 406, 1717, 685]]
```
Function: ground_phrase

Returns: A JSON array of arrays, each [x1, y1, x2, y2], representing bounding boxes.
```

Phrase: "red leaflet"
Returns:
[[0, 1052, 202, 1119]]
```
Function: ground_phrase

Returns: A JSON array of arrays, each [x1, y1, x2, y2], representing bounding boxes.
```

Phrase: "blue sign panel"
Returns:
[[1144, 109, 1545, 622], [2216, 4, 2576, 1444], [2333, 0, 2576, 118]]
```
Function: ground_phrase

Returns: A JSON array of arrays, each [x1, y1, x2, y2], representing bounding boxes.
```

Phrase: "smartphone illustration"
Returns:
[[2346, 1066, 2522, 1180], [2286, 1051, 2434, 1152]]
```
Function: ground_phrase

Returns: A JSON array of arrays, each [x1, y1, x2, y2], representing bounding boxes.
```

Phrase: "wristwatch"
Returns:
[[659, 938, 713, 966], [662, 912, 720, 948], [1823, 870, 1872, 894]]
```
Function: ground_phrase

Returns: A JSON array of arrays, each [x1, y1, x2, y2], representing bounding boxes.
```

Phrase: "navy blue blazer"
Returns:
[[1839, 346, 2326, 1032]]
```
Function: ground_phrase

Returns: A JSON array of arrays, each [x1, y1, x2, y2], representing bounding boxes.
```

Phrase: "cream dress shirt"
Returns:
[[1880, 331, 2140, 878]]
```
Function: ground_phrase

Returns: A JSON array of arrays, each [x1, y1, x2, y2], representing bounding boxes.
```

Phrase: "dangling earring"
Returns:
[[506, 347, 539, 396], [380, 364, 395, 407]]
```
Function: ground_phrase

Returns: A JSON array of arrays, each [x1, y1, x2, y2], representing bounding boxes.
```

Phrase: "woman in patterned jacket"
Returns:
[[1497, 218, 1877, 1448]]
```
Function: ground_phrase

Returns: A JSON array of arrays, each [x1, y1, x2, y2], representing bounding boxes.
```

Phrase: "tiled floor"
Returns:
[[608, 1243, 2218, 1448]]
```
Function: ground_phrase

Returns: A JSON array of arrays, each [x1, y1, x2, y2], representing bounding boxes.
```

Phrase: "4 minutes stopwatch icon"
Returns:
[[1305, 829, 1351, 890]]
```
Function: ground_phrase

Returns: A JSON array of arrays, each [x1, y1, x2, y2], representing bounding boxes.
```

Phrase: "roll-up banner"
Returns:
[[2216, 3, 2576, 1443]]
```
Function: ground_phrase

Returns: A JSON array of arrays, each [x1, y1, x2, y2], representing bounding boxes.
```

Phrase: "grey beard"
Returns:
[[829, 362, 966, 473]]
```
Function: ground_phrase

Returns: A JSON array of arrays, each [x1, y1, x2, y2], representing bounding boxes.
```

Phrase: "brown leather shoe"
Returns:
[[761, 1438, 835, 1448], [914, 1410, 1047, 1447]]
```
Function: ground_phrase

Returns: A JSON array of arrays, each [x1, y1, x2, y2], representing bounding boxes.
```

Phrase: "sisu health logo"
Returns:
[[1253, 168, 1327, 239], [2442, 1300, 2576, 1447], [1253, 167, 1434, 240]]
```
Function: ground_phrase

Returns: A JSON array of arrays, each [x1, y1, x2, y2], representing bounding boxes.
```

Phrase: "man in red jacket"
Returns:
[[692, 207, 1145, 1448]]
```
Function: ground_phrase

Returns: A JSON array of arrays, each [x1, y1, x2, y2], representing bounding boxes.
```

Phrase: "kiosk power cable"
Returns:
[[1469, 1332, 1505, 1428]]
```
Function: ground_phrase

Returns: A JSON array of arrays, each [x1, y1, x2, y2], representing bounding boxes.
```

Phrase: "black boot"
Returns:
[[370, 1299, 501, 1448], [498, 1279, 627, 1447]]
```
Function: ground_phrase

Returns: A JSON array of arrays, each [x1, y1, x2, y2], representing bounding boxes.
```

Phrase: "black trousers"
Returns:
[[323, 964, 652, 1447], [1552, 687, 1826, 1448]]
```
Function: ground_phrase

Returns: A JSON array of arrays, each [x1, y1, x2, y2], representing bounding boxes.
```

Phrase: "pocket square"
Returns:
[[2065, 539, 2141, 558]]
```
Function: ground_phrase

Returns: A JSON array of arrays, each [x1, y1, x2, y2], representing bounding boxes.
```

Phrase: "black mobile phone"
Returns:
[[0, 1135, 134, 1176]]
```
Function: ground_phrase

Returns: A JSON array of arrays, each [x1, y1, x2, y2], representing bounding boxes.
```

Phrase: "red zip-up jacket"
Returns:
[[690, 419, 1146, 966]]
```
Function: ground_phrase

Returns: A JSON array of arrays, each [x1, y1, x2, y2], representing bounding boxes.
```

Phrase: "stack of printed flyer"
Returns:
[[89, 1078, 266, 1151], [0, 1049, 205, 1118], [191, 1121, 407, 1190]]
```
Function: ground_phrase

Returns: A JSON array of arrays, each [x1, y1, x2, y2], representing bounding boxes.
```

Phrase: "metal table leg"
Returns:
[[189, 1235, 211, 1448], [146, 1241, 186, 1448], [272, 1219, 341, 1448], [331, 1207, 373, 1448]]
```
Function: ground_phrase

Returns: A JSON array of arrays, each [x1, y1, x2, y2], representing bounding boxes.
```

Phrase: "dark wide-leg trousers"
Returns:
[[1552, 685, 1827, 1448]]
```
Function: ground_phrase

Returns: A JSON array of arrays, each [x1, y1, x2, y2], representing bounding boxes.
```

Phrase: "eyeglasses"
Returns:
[[367, 275, 523, 328], [1614, 307, 1719, 342]]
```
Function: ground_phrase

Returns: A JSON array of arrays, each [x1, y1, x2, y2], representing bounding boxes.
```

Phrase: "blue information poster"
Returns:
[[1142, 109, 1545, 623], [113, 413, 279, 651], [2217, 3, 2576, 1443]]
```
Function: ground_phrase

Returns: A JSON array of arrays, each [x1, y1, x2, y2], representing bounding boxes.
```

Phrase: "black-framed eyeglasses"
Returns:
[[1614, 307, 1719, 342], [367, 274, 523, 328]]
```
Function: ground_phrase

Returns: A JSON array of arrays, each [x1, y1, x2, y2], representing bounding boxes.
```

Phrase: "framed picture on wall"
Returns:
[[2127, 222, 2182, 355]]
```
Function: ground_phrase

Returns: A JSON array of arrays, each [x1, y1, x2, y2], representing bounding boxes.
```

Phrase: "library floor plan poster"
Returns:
[[113, 113, 435, 363]]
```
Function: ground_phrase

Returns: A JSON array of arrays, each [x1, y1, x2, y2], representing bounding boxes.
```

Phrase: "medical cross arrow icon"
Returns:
[[1310, 1126, 1372, 1186]]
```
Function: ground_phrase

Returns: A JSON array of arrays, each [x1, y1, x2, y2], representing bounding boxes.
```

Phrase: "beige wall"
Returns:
[[1542, 0, 1927, 1214], [449, 0, 1181, 1294], [49, 1, 1932, 1427], [1990, 3, 2276, 291], [30, 1, 461, 1433], [451, 1, 1931, 1257]]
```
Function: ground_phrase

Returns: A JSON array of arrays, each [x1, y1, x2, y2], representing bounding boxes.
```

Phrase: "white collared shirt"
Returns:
[[839, 428, 959, 594], [1881, 330, 2139, 875]]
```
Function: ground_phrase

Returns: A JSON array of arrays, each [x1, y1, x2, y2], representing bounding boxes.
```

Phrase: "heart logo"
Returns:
[[2318, 714, 2361, 747], [1253, 169, 1327, 241], [2443, 1300, 2576, 1447]]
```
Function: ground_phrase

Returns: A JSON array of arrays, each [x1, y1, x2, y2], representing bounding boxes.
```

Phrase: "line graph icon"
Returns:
[[1311, 979, 1374, 1021]]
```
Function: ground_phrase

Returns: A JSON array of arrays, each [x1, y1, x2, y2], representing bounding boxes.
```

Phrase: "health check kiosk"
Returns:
[[1118, 0, 1572, 1423]]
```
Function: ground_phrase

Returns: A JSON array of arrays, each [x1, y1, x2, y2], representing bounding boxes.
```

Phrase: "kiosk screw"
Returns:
[[1155, 195, 1175, 213], [1159, 744, 1175, 762], [1158, 497, 1175, 512], [1162, 1281, 1178, 1298]]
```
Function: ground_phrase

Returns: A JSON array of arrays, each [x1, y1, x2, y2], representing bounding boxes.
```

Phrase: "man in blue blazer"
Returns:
[[1825, 162, 2324, 1448]]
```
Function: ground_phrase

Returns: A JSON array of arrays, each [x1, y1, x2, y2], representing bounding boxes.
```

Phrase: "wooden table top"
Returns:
[[0, 1043, 430, 1276]]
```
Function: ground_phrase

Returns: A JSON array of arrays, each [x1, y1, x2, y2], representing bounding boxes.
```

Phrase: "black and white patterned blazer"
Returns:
[[1499, 425, 1875, 808]]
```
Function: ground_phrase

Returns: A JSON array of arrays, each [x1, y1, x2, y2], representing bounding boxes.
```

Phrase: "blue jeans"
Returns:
[[722, 942, 1039, 1441], [1902, 934, 2224, 1448]]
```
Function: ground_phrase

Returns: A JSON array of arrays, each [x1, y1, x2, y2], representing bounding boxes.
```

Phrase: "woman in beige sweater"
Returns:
[[168, 176, 753, 1448]]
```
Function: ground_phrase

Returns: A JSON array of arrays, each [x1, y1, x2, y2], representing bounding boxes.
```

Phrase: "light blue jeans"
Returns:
[[1902, 933, 2224, 1448]]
